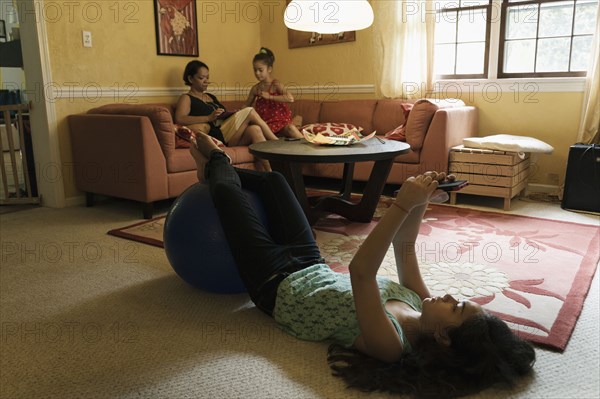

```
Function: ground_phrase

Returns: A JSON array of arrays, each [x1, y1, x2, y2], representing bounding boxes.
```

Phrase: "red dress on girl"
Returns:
[[254, 81, 293, 135]]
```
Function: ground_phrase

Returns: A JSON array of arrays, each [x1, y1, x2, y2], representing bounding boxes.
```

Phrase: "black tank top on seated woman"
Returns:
[[186, 93, 227, 143]]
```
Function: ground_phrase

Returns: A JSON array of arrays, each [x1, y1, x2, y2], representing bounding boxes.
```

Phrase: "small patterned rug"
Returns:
[[108, 199, 599, 351]]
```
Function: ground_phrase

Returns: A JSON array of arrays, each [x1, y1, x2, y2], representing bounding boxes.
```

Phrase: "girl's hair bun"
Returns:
[[254, 47, 275, 67]]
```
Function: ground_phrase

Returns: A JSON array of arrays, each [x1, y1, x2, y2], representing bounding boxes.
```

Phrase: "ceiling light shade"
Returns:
[[284, 1, 374, 34]]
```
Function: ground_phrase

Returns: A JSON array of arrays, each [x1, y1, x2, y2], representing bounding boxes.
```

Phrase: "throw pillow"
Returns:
[[384, 103, 413, 142], [301, 122, 364, 136], [405, 100, 439, 150], [384, 124, 407, 142], [174, 125, 224, 149]]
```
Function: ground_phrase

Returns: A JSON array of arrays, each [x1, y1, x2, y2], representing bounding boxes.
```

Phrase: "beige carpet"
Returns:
[[1, 197, 599, 398]]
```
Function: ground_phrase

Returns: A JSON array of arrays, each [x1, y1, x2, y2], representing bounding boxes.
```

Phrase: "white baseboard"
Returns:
[[527, 183, 561, 194]]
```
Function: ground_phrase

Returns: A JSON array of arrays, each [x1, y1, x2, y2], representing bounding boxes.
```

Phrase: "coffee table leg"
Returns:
[[270, 160, 321, 225], [340, 163, 354, 200], [320, 159, 393, 222], [270, 159, 393, 225]]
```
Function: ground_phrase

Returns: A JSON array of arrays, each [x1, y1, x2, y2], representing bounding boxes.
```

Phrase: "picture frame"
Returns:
[[287, 30, 356, 49], [153, 0, 199, 57], [285, 0, 356, 49], [0, 20, 6, 40]]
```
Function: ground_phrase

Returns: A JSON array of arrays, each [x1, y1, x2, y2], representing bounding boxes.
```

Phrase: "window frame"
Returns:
[[435, 1, 494, 80], [434, 0, 597, 85], [497, 0, 594, 78]]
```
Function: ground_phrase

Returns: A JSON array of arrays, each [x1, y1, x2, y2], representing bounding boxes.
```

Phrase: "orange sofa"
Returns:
[[68, 98, 477, 218]]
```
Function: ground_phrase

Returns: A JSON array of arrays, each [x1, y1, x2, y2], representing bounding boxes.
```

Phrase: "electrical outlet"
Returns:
[[82, 31, 92, 48]]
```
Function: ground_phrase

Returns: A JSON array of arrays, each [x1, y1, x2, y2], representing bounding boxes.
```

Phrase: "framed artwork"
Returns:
[[0, 20, 6, 40], [285, 0, 356, 49], [153, 0, 198, 57]]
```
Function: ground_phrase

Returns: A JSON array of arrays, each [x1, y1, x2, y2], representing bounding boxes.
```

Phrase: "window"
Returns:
[[434, 0, 599, 79], [499, 0, 598, 77], [435, 1, 493, 79]]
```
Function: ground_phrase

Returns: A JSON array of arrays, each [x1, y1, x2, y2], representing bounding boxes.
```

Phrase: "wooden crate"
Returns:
[[449, 145, 530, 210]]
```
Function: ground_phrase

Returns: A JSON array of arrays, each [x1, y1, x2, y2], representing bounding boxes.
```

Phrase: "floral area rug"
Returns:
[[108, 200, 599, 351], [315, 201, 599, 351]]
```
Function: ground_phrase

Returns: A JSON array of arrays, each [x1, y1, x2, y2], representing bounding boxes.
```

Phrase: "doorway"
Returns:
[[0, 0, 65, 208]]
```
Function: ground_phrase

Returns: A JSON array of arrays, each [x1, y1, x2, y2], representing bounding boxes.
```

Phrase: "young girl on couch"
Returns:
[[243, 48, 303, 139], [188, 133, 536, 398]]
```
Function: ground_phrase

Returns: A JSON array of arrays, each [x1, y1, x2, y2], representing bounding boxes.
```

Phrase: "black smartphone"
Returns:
[[437, 180, 469, 192]]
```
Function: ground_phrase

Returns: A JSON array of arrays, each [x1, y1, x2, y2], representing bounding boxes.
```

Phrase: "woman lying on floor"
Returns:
[[189, 133, 536, 398]]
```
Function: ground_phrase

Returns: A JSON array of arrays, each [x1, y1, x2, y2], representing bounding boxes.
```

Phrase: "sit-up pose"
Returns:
[[189, 134, 535, 398]]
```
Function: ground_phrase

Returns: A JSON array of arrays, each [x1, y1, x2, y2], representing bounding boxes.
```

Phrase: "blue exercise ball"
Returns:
[[164, 183, 267, 294]]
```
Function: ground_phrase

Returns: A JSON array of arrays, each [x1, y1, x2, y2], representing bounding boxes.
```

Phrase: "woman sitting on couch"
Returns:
[[175, 60, 278, 170]]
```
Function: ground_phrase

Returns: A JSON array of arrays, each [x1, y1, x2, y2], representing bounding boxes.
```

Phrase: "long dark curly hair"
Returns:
[[327, 312, 535, 398]]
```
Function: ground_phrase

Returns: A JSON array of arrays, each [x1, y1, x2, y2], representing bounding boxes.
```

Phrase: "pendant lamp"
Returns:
[[284, 0, 374, 34]]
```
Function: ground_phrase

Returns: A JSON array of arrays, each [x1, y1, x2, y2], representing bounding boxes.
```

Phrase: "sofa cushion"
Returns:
[[404, 100, 439, 151], [289, 100, 322, 125], [404, 98, 467, 150], [319, 100, 377, 133], [88, 104, 176, 156]]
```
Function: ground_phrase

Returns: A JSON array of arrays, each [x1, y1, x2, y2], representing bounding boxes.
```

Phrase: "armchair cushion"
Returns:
[[88, 103, 176, 156]]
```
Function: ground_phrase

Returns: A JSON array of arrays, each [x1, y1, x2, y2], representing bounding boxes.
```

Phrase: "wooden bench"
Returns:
[[449, 145, 530, 210]]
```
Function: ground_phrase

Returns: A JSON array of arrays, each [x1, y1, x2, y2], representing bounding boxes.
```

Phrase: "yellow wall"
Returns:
[[259, 6, 377, 100], [468, 92, 584, 185], [46, 0, 584, 201], [46, 0, 261, 199]]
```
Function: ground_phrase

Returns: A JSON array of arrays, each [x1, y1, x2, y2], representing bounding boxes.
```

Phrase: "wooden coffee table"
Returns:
[[249, 138, 410, 225]]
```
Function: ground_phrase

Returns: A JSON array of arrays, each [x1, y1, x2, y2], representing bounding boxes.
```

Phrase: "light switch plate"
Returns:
[[82, 31, 92, 48]]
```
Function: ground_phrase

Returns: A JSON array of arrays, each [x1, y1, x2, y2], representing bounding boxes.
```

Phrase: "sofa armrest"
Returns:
[[418, 106, 478, 172], [68, 114, 169, 203]]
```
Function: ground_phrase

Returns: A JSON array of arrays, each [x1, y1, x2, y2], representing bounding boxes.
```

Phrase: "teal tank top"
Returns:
[[273, 264, 423, 349]]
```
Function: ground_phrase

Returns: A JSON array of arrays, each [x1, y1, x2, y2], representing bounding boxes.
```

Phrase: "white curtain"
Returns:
[[578, 3, 600, 144], [375, 1, 436, 99]]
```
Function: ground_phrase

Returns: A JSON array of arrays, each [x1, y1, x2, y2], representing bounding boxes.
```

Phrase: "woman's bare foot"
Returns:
[[423, 171, 449, 203], [189, 134, 230, 181], [189, 137, 208, 181], [193, 133, 222, 158]]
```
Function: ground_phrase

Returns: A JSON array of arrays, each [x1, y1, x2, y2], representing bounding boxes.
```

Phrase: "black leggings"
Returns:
[[206, 152, 324, 315]]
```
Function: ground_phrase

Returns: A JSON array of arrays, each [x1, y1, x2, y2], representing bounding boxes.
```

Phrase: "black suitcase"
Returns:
[[561, 144, 600, 213]]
